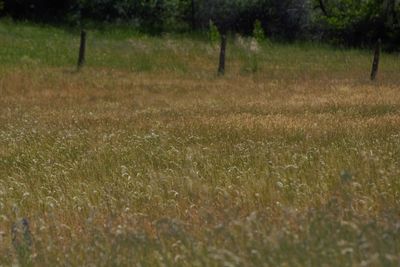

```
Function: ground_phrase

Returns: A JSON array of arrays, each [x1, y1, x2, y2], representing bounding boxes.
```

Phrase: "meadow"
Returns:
[[0, 21, 399, 266]]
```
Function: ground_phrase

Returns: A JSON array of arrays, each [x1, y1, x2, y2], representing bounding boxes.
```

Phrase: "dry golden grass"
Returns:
[[0, 23, 399, 266]]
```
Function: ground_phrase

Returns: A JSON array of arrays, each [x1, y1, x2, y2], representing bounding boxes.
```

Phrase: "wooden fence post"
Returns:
[[77, 30, 87, 70], [218, 34, 227, 75], [370, 38, 381, 81]]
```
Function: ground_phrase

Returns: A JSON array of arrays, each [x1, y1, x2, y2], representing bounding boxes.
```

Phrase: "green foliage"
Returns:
[[2, 0, 400, 47], [4, 0, 191, 33], [208, 20, 220, 45], [320, 0, 380, 30], [253, 19, 266, 42], [312, 0, 399, 46], [198, 0, 261, 33]]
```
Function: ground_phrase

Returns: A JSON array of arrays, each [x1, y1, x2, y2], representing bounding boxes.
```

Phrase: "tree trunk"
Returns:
[[218, 34, 227, 75], [77, 30, 87, 70], [370, 39, 381, 81]]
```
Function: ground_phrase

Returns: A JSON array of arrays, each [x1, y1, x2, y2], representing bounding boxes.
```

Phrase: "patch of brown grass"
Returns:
[[0, 58, 399, 265]]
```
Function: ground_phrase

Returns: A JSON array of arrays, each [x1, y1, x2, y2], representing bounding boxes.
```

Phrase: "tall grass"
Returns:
[[0, 21, 399, 266]]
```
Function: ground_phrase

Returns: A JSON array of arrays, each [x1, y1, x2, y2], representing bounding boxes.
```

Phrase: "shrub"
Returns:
[[253, 19, 266, 42], [209, 20, 220, 45]]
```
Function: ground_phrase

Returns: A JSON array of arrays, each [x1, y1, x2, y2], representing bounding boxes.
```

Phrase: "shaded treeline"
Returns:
[[1, 0, 400, 48]]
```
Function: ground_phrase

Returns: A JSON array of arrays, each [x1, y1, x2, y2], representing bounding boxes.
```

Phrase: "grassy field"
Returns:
[[0, 21, 399, 266]]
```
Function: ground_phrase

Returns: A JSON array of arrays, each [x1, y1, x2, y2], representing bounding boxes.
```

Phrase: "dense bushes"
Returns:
[[0, 0, 399, 48], [1, 0, 192, 32], [3, 0, 73, 21], [312, 0, 400, 48]]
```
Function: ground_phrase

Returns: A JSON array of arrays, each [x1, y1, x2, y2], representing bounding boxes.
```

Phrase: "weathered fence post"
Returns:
[[370, 38, 381, 81], [218, 34, 227, 75], [77, 30, 87, 70]]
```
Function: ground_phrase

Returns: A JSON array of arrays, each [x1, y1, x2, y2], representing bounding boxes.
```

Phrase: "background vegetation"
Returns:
[[0, 0, 400, 48]]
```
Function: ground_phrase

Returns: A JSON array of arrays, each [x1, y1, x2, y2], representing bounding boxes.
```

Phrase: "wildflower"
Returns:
[[276, 181, 284, 189]]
